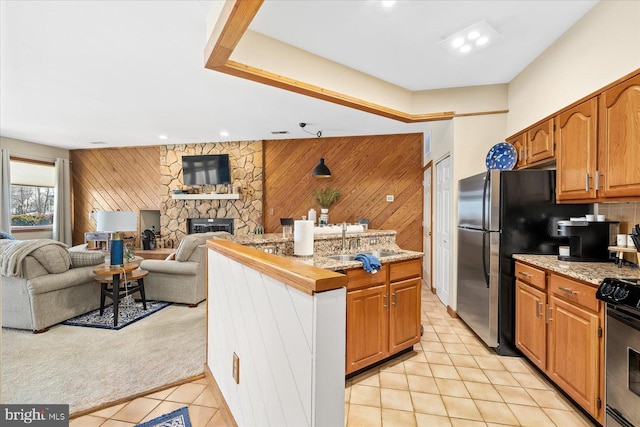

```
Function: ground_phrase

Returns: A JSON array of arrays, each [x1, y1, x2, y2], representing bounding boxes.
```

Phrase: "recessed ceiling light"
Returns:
[[439, 20, 499, 56], [451, 37, 465, 48], [158, 134, 169, 140], [219, 131, 229, 137], [89, 141, 106, 145], [381, 0, 396, 7], [271, 130, 289, 135], [476, 36, 489, 46]]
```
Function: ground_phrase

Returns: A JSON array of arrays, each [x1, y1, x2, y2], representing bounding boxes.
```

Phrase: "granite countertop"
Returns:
[[231, 229, 396, 245], [288, 249, 424, 271], [513, 254, 640, 286]]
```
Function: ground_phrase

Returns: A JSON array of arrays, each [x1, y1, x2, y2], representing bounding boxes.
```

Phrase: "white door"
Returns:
[[423, 165, 432, 291], [435, 156, 451, 306]]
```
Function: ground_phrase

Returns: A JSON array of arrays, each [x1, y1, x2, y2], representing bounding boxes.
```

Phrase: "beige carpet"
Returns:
[[1, 302, 206, 414]]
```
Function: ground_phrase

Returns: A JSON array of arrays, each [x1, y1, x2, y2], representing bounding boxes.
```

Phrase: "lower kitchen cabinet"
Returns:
[[514, 262, 604, 424], [515, 279, 547, 370], [345, 258, 421, 375], [346, 284, 388, 373], [547, 294, 601, 416]]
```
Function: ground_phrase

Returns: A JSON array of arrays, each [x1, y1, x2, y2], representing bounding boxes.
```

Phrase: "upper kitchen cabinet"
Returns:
[[598, 74, 640, 199], [556, 98, 598, 201], [507, 119, 555, 169], [506, 132, 527, 169], [526, 119, 555, 164]]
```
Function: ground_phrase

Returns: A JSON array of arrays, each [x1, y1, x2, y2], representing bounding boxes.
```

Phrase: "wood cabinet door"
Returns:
[[515, 280, 547, 370], [346, 284, 389, 374], [599, 74, 640, 198], [526, 119, 555, 164], [556, 98, 598, 201], [506, 133, 527, 169], [389, 278, 421, 354], [547, 295, 600, 417]]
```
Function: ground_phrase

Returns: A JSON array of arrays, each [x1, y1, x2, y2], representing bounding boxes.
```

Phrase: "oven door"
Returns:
[[606, 306, 640, 427]]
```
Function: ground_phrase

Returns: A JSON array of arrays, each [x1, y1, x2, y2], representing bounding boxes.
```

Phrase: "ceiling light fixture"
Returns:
[[158, 134, 169, 140], [300, 122, 331, 178], [439, 20, 500, 56], [220, 131, 229, 137], [381, 1, 396, 8]]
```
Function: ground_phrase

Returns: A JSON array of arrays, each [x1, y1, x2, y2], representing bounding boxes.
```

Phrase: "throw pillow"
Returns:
[[69, 251, 106, 268], [0, 231, 15, 240], [30, 245, 71, 274]]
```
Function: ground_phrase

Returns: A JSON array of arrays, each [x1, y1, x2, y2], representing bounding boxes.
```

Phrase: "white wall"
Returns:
[[507, 0, 640, 135], [207, 249, 346, 427]]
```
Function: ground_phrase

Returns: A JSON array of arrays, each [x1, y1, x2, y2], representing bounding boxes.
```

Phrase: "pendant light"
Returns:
[[300, 122, 332, 178]]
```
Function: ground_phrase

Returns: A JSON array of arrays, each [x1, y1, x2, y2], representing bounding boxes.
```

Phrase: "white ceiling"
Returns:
[[0, 0, 598, 150]]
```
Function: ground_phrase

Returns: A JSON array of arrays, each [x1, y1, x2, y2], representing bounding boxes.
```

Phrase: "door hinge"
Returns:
[[553, 123, 556, 132], [553, 142, 556, 150], [597, 397, 602, 409], [598, 326, 603, 338]]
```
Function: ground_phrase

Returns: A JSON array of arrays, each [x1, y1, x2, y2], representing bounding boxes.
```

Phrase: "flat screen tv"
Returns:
[[182, 154, 231, 185]]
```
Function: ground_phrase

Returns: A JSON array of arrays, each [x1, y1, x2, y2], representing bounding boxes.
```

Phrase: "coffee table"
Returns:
[[93, 263, 148, 327]]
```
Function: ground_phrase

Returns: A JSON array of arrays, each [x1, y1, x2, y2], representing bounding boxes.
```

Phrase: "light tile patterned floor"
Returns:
[[74, 286, 596, 427], [70, 378, 226, 427], [344, 289, 597, 427]]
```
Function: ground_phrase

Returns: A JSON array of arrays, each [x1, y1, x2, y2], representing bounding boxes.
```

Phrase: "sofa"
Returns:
[[1, 240, 106, 332], [140, 232, 230, 306]]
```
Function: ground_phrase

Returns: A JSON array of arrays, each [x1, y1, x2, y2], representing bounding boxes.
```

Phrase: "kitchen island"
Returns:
[[205, 230, 423, 426], [513, 254, 638, 424]]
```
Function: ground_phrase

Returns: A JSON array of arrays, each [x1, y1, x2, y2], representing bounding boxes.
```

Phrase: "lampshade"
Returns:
[[95, 211, 137, 232], [312, 158, 332, 178]]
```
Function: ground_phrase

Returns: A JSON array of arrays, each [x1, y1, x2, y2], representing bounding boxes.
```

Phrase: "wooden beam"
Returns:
[[203, 0, 506, 124]]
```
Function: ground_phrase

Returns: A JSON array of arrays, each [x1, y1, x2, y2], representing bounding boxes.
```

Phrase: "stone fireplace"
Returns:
[[159, 141, 263, 244]]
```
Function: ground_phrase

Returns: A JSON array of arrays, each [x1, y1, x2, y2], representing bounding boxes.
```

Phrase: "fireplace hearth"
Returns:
[[188, 218, 234, 235]]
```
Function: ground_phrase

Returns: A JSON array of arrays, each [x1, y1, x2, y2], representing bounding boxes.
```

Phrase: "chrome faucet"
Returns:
[[349, 234, 361, 251], [341, 222, 347, 252]]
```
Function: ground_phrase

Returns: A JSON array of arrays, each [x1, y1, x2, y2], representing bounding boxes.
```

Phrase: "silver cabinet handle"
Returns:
[[383, 294, 389, 311], [546, 305, 553, 323], [595, 171, 600, 189], [518, 271, 531, 277], [559, 287, 577, 295], [524, 146, 528, 160], [535, 300, 542, 318], [585, 173, 590, 191], [392, 292, 397, 307], [519, 148, 523, 162]]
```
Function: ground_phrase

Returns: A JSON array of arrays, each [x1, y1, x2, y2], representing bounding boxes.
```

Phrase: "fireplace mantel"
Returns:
[[171, 193, 240, 200]]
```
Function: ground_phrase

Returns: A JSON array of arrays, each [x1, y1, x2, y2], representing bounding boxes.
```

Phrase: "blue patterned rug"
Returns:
[[62, 300, 170, 330], [135, 406, 192, 427]]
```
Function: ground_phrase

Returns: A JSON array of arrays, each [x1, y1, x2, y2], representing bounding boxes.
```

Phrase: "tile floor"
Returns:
[[72, 287, 596, 427]]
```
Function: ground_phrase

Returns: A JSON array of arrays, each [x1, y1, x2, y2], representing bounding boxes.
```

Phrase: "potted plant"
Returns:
[[314, 188, 340, 225]]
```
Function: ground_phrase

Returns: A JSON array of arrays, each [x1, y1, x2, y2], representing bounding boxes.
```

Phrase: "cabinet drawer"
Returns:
[[549, 274, 599, 312], [389, 259, 421, 282], [515, 262, 546, 290], [346, 264, 388, 291]]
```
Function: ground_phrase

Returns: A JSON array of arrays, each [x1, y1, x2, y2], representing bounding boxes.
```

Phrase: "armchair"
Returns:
[[139, 232, 230, 306]]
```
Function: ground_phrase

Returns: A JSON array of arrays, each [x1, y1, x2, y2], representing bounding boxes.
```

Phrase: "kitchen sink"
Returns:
[[324, 251, 400, 262], [325, 254, 359, 261]]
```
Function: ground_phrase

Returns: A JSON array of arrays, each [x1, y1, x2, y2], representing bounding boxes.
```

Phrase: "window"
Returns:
[[10, 158, 55, 230]]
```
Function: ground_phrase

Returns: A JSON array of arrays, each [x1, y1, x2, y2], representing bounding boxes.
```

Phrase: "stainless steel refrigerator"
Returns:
[[456, 169, 590, 356]]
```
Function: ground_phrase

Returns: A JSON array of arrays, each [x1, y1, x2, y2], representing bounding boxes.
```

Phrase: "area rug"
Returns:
[[62, 300, 170, 330], [136, 406, 192, 427]]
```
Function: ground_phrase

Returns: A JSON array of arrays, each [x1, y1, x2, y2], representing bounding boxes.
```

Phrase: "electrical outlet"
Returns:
[[386, 195, 394, 202], [232, 353, 240, 384], [268, 208, 274, 216], [370, 238, 378, 245], [262, 245, 276, 254]]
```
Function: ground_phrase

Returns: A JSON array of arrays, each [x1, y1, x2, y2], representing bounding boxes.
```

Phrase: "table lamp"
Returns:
[[95, 211, 137, 267]]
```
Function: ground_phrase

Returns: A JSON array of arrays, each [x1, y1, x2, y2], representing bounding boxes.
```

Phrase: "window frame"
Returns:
[[9, 156, 56, 233]]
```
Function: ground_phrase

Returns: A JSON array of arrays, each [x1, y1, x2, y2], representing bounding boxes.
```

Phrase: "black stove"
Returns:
[[596, 278, 640, 311]]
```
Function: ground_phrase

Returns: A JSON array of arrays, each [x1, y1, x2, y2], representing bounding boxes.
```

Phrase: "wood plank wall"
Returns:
[[70, 146, 161, 246], [264, 133, 423, 251]]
